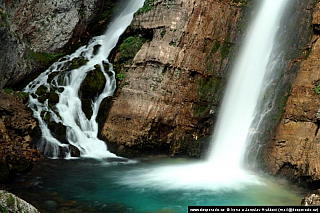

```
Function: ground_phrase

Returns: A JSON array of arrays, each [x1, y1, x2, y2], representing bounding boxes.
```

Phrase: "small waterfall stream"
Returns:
[[25, 0, 145, 158]]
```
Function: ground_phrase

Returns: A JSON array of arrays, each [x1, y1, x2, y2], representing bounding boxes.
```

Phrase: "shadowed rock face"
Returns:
[[0, 0, 118, 89], [0, 90, 42, 182], [101, 0, 248, 157], [264, 1, 320, 184]]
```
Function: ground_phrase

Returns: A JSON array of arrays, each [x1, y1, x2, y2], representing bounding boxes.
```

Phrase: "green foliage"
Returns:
[[0, 10, 9, 27], [6, 194, 15, 208], [118, 36, 146, 63], [116, 73, 126, 81], [0, 204, 8, 213], [3, 88, 12, 94], [161, 27, 166, 37], [136, 0, 155, 15], [25, 48, 65, 67], [169, 41, 177, 47], [120, 81, 129, 88], [315, 85, 320, 95]]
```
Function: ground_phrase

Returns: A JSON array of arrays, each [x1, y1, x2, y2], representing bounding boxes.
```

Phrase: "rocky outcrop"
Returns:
[[0, 90, 42, 182], [302, 190, 320, 206], [0, 190, 39, 213], [0, 0, 118, 89], [101, 0, 249, 157], [264, 1, 320, 184]]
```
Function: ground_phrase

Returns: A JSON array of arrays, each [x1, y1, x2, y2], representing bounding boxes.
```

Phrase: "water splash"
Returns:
[[25, 0, 146, 158]]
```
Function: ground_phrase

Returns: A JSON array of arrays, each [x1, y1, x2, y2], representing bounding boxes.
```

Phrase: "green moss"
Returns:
[[120, 81, 129, 88], [193, 77, 221, 116], [25, 48, 65, 67], [135, 0, 155, 15], [35, 85, 48, 96], [116, 73, 126, 81], [169, 41, 177, 47], [68, 57, 88, 70], [220, 41, 233, 59], [3, 88, 12, 94], [161, 27, 166, 37], [315, 85, 320, 95], [118, 36, 146, 63], [0, 204, 8, 213], [6, 194, 15, 208], [0, 10, 9, 27]]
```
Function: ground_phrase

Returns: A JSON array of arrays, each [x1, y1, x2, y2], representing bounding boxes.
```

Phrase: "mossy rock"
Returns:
[[47, 72, 59, 83], [47, 121, 68, 144], [68, 57, 88, 70], [35, 85, 48, 96], [79, 64, 106, 100], [70, 145, 81, 157], [48, 92, 59, 107], [0, 161, 10, 183], [81, 99, 93, 120], [41, 110, 51, 122], [93, 45, 101, 55]]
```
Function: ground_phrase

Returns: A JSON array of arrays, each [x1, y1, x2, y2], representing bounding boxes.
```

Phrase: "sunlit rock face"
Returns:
[[101, 0, 249, 157], [0, 0, 117, 89], [264, 1, 320, 183]]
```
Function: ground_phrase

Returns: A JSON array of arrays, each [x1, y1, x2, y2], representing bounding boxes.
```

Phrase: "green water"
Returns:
[[7, 157, 305, 212]]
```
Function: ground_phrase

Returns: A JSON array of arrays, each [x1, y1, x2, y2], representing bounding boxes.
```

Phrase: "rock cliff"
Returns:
[[0, 90, 42, 183], [0, 0, 119, 89], [264, 1, 320, 185], [101, 0, 250, 157]]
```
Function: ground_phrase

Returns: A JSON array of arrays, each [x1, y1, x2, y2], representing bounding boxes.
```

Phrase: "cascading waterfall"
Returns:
[[207, 0, 289, 170], [25, 0, 145, 158], [118, 0, 290, 190]]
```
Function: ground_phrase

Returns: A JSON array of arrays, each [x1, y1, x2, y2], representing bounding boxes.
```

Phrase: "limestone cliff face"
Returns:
[[0, 0, 117, 89], [101, 0, 248, 156], [264, 1, 320, 184]]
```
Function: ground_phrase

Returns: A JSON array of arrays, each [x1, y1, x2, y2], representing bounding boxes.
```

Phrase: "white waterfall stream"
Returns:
[[118, 0, 290, 190], [207, 0, 289, 170], [25, 0, 146, 158]]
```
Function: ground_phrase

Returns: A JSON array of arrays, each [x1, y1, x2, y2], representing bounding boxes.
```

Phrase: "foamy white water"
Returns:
[[119, 0, 289, 191], [25, 0, 145, 158]]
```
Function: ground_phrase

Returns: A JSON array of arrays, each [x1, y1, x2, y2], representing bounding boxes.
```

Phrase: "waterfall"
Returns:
[[207, 0, 289, 170], [118, 0, 290, 191], [25, 0, 145, 158]]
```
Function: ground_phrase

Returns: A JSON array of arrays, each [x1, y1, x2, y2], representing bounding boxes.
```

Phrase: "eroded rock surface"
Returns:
[[264, 1, 320, 183], [101, 0, 246, 156]]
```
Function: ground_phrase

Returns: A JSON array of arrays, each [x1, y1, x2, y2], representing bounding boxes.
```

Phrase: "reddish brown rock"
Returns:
[[101, 0, 244, 156], [264, 2, 320, 182]]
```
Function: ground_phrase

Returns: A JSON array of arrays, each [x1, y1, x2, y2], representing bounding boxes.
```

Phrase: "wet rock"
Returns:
[[70, 145, 81, 157], [263, 0, 320, 183], [47, 121, 68, 144], [79, 64, 106, 119], [302, 190, 320, 206]]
